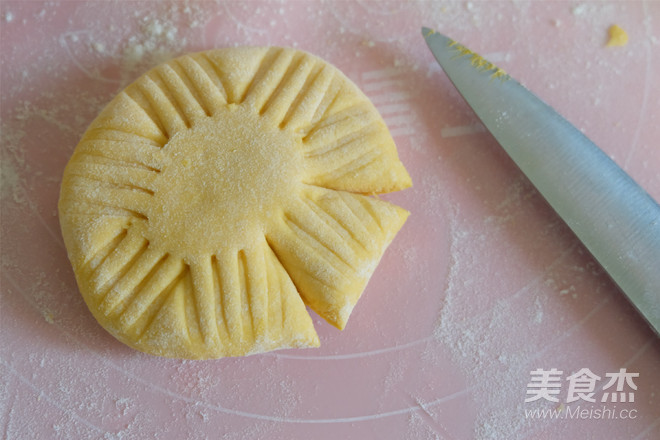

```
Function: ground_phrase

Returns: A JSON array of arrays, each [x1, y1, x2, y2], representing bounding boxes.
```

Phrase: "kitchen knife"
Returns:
[[422, 27, 660, 335]]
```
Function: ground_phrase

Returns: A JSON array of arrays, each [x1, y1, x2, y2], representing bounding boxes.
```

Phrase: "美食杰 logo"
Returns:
[[523, 368, 639, 420]]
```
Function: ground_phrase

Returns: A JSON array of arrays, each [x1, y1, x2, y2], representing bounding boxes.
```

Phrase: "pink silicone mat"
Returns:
[[1, 1, 659, 439]]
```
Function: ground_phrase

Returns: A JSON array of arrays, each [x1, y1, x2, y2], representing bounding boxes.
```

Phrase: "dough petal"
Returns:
[[266, 185, 409, 329]]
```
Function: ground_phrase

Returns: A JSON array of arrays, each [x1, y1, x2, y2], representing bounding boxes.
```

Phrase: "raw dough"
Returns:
[[606, 24, 628, 47], [59, 46, 411, 359]]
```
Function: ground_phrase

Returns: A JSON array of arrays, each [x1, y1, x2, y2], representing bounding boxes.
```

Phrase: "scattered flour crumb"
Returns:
[[91, 42, 106, 53], [43, 310, 55, 324], [572, 3, 588, 16]]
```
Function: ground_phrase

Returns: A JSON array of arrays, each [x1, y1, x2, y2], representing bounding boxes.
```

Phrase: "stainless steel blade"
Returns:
[[423, 27, 660, 335]]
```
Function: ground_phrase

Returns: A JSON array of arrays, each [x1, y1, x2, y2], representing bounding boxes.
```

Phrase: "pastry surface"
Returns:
[[59, 47, 411, 359]]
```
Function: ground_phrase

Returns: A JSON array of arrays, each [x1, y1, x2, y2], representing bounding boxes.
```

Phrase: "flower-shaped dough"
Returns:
[[59, 47, 411, 359]]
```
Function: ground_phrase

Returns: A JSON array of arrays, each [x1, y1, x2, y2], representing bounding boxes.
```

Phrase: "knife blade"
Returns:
[[422, 27, 660, 335]]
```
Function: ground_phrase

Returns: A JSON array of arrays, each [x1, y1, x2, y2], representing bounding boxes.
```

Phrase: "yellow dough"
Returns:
[[606, 24, 628, 47], [59, 47, 412, 359]]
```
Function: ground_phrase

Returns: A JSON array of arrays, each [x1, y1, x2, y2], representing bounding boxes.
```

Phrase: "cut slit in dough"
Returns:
[[59, 46, 412, 359]]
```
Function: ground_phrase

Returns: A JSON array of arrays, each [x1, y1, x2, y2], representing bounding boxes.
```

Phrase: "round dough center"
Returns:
[[146, 104, 302, 258]]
